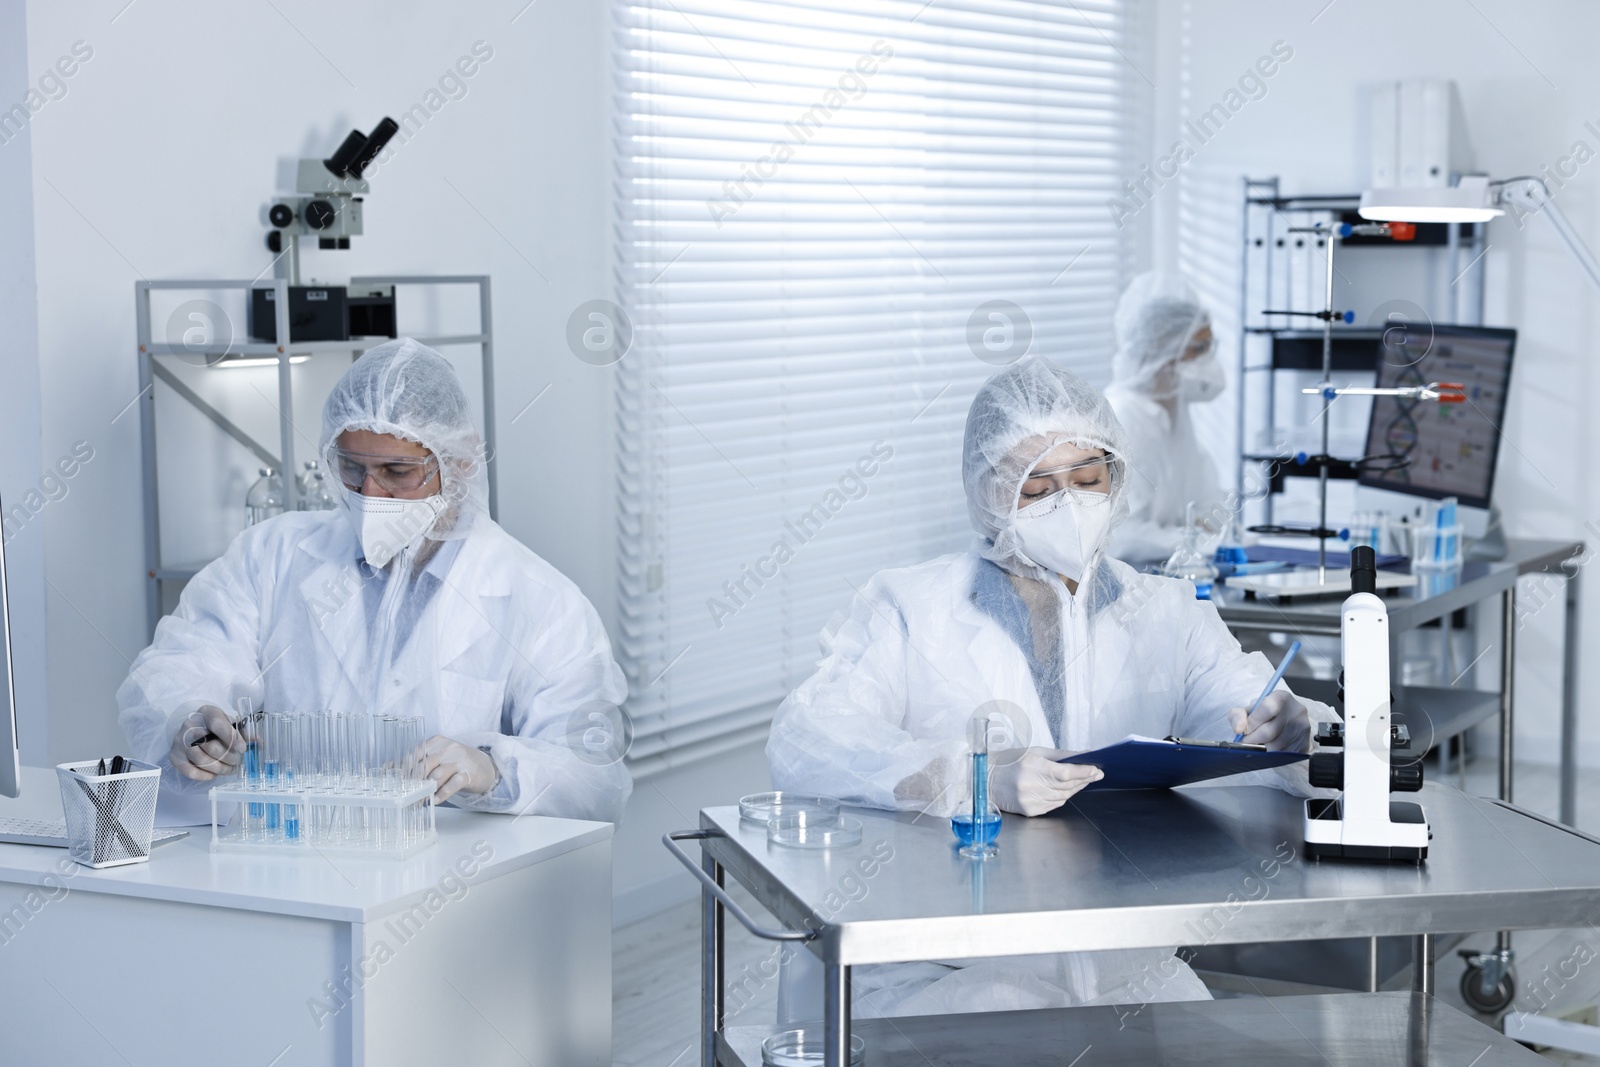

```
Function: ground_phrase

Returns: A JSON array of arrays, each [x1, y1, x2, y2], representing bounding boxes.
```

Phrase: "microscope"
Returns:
[[264, 117, 398, 265], [1303, 546, 1430, 862], [252, 118, 400, 344]]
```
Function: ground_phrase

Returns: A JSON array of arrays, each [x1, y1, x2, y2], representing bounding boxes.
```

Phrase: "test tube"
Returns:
[[264, 713, 286, 837], [402, 715, 424, 846], [240, 711, 263, 840], [283, 767, 300, 842]]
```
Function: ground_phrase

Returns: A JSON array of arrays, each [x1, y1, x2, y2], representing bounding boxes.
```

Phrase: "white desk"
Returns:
[[0, 767, 611, 1066]]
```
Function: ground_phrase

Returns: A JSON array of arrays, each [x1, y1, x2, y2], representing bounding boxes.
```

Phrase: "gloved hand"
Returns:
[[1228, 690, 1312, 752], [421, 735, 501, 803], [988, 748, 1104, 816], [170, 705, 245, 782]]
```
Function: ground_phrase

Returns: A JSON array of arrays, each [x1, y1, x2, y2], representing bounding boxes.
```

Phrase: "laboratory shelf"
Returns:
[[1393, 685, 1501, 754], [715, 993, 1543, 1066], [141, 332, 489, 358]]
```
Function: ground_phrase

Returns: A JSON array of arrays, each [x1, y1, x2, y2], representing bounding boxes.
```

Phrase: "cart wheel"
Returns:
[[1460, 964, 1516, 1013]]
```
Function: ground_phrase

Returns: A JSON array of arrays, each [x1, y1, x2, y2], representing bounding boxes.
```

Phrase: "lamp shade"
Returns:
[[1358, 178, 1502, 223]]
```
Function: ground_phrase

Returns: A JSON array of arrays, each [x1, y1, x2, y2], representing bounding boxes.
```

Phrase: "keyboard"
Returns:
[[0, 817, 189, 849]]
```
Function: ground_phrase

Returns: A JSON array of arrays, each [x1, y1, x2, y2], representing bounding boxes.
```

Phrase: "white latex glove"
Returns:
[[170, 704, 246, 782], [421, 735, 500, 803], [988, 748, 1104, 816], [1228, 690, 1311, 752]]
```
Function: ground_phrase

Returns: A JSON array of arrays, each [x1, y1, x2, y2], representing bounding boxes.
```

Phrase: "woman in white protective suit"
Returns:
[[766, 356, 1332, 1019], [118, 338, 631, 822], [1104, 271, 1232, 562]]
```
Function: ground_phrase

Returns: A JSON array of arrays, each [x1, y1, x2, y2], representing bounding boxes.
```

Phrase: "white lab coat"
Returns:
[[118, 510, 632, 823], [1105, 384, 1229, 564], [766, 549, 1331, 1018]]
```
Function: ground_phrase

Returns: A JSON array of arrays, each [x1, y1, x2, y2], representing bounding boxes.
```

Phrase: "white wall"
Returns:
[[1158, 0, 1600, 764], [0, 0, 49, 766]]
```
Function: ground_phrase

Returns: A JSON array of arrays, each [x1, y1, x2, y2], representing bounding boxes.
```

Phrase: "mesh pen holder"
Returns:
[[56, 760, 162, 869]]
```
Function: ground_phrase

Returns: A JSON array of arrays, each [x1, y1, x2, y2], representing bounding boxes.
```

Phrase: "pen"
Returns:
[[1233, 640, 1302, 743]]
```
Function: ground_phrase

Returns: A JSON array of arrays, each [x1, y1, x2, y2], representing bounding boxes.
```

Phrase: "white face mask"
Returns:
[[1013, 493, 1114, 583], [341, 487, 447, 568], [1176, 354, 1226, 403]]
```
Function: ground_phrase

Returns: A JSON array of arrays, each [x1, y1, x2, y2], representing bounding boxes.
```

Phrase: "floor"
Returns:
[[613, 759, 1600, 1066]]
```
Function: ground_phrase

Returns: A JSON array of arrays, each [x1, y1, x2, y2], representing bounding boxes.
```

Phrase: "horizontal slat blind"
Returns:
[[615, 0, 1148, 776]]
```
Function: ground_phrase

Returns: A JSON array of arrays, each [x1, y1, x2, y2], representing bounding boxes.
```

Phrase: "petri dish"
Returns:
[[767, 811, 863, 850], [739, 791, 841, 827], [761, 1027, 865, 1066]]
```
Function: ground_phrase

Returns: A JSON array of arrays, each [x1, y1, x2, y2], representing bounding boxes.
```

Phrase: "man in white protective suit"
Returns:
[[119, 338, 631, 822], [766, 356, 1332, 1019]]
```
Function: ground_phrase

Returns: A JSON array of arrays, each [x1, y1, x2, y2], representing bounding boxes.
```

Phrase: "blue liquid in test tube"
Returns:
[[265, 760, 280, 833], [283, 770, 299, 841]]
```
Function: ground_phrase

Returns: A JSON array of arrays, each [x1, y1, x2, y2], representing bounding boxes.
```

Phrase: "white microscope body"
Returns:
[[1303, 547, 1429, 862]]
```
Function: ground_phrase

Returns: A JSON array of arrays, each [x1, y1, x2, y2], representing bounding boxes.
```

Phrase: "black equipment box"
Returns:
[[248, 285, 397, 343]]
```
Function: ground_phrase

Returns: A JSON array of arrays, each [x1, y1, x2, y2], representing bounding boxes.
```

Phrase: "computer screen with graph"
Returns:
[[1358, 325, 1516, 511]]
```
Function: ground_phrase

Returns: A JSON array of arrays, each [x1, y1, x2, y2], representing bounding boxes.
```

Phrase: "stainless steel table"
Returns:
[[1212, 538, 1584, 824], [669, 783, 1600, 1066]]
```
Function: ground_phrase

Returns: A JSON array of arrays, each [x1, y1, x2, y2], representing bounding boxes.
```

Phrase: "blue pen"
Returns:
[[1234, 640, 1303, 743]]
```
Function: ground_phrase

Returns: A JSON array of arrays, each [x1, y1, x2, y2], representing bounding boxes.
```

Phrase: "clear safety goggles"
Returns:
[[329, 447, 440, 494], [1016, 453, 1119, 513], [1181, 331, 1216, 362]]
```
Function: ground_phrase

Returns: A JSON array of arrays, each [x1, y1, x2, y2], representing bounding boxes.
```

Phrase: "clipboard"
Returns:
[[1057, 734, 1309, 791]]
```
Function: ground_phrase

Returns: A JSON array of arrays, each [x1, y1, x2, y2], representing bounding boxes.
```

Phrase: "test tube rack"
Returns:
[[209, 781, 437, 859]]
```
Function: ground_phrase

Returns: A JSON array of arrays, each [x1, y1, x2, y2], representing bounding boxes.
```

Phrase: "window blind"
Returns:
[[614, 0, 1151, 776]]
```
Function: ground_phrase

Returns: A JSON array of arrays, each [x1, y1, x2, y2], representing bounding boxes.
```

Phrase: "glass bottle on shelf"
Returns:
[[245, 468, 286, 526], [295, 460, 338, 512]]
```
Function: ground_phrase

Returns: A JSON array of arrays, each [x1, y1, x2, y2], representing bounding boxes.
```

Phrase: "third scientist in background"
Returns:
[[1104, 270, 1230, 561]]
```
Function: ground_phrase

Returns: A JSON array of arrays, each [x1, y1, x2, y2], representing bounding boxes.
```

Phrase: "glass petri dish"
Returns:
[[767, 811, 863, 850], [739, 791, 841, 827], [761, 1027, 865, 1066]]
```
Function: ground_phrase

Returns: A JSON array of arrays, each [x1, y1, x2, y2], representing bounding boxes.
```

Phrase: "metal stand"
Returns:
[[1456, 585, 1519, 1013], [1234, 178, 1491, 533], [134, 276, 495, 637]]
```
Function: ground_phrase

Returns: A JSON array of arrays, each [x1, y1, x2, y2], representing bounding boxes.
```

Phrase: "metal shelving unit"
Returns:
[[1234, 177, 1489, 529], [134, 275, 495, 636]]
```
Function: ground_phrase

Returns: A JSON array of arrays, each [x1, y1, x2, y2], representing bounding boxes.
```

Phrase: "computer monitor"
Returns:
[[0, 495, 19, 797], [1358, 325, 1516, 518]]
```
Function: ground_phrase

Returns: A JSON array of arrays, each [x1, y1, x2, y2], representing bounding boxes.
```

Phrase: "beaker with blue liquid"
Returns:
[[952, 713, 1001, 858]]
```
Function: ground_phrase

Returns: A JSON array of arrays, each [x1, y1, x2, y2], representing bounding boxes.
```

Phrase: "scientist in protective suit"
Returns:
[[766, 356, 1331, 1018], [119, 338, 630, 821], [1104, 270, 1232, 561]]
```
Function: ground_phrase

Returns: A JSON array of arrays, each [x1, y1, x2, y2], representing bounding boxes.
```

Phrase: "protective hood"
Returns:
[[1111, 270, 1212, 400], [318, 338, 489, 543], [962, 357, 1130, 585]]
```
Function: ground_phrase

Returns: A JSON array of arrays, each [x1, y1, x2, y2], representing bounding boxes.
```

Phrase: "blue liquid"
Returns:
[[264, 761, 280, 832], [951, 813, 1002, 849], [284, 772, 299, 841], [244, 742, 263, 821]]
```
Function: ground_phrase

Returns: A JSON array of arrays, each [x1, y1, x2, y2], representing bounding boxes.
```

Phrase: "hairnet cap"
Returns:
[[1111, 270, 1210, 394], [962, 357, 1129, 580], [319, 338, 488, 540]]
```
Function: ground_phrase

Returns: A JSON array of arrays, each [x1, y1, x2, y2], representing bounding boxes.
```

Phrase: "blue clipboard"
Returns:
[[1057, 735, 1308, 791]]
